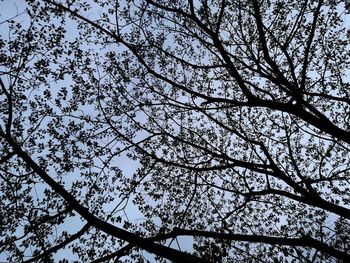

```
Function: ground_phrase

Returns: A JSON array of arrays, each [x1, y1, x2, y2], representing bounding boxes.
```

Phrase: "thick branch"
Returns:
[[0, 132, 204, 263], [157, 228, 350, 261]]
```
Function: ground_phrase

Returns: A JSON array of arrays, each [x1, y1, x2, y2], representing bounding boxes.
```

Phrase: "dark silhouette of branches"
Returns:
[[1, 0, 349, 262]]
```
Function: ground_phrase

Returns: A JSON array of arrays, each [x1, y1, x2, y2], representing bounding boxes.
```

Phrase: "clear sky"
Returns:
[[0, 1, 193, 261]]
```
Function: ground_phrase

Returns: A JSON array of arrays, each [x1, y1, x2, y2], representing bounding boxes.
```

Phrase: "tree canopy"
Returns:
[[0, 0, 350, 262]]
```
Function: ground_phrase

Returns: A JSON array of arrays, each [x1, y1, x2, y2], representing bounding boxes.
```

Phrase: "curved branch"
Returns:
[[23, 224, 90, 263], [156, 228, 350, 261], [0, 131, 205, 263]]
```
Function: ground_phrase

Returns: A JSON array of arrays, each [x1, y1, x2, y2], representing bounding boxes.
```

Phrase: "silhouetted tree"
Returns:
[[1, 0, 349, 262]]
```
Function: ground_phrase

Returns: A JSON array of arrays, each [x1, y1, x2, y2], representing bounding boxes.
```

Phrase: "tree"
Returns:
[[1, 0, 349, 261]]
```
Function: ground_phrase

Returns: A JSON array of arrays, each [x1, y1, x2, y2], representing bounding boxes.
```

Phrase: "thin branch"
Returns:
[[23, 224, 91, 263], [0, 131, 205, 263], [154, 228, 350, 261]]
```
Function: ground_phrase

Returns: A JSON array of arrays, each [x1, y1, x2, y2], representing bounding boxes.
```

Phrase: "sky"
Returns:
[[3, 0, 349, 262], [0, 1, 194, 262]]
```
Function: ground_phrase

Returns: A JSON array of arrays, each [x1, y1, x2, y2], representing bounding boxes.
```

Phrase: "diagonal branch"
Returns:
[[300, 0, 323, 91], [156, 228, 350, 261], [0, 131, 205, 263], [23, 224, 91, 263]]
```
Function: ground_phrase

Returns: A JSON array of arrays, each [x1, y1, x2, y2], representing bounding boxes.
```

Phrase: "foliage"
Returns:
[[1, 0, 350, 262]]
